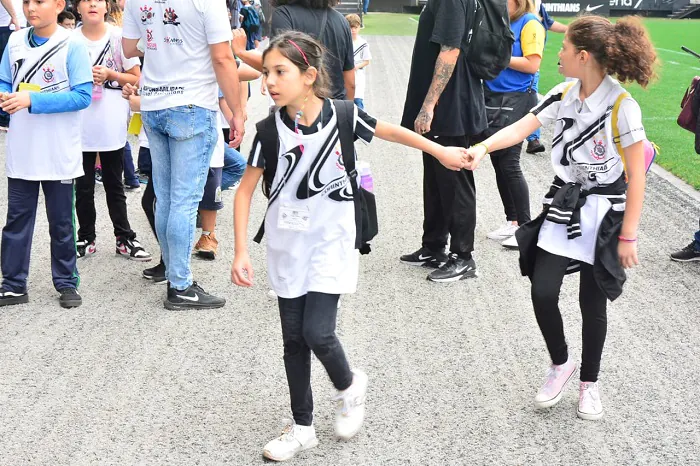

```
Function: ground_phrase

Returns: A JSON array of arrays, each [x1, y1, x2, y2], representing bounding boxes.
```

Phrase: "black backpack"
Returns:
[[253, 100, 378, 255], [466, 0, 514, 81]]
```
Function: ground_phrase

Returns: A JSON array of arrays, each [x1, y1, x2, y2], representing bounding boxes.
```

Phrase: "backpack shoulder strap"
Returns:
[[333, 99, 363, 250], [611, 91, 631, 175], [561, 81, 576, 100], [252, 113, 279, 244]]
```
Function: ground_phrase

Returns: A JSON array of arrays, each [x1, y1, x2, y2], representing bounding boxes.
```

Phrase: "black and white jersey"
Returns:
[[532, 77, 646, 265], [248, 100, 377, 298]]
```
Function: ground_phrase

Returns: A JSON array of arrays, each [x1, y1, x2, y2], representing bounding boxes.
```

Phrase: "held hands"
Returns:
[[122, 83, 138, 100], [92, 65, 112, 86], [618, 240, 640, 269], [231, 252, 254, 287], [464, 143, 489, 170], [1, 91, 31, 114], [437, 146, 471, 171]]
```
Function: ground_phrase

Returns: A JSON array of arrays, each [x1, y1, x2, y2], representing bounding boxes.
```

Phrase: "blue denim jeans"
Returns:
[[222, 144, 246, 190], [353, 98, 365, 110], [123, 142, 139, 187], [694, 218, 700, 251], [142, 106, 218, 290]]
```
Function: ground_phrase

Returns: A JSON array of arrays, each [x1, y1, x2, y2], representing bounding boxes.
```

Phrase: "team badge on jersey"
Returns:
[[140, 5, 154, 25], [334, 143, 345, 171], [591, 138, 606, 160], [163, 8, 180, 26], [42, 65, 55, 83]]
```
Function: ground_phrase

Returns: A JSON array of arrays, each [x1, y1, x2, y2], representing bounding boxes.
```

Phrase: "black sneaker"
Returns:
[[164, 281, 226, 310], [0, 289, 28, 307], [526, 138, 546, 154], [427, 254, 478, 283], [400, 247, 448, 269], [670, 242, 700, 262], [76, 239, 96, 258], [58, 288, 82, 308], [116, 237, 152, 262], [142, 261, 167, 283]]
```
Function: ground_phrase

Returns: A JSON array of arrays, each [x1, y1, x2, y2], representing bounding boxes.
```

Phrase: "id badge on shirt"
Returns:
[[19, 82, 41, 92], [278, 204, 311, 232]]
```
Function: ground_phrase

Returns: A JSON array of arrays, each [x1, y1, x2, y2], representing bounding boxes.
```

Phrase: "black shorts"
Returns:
[[199, 167, 224, 211]]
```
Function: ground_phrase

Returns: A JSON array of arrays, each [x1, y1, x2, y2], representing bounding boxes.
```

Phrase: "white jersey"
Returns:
[[77, 24, 141, 152], [123, 0, 232, 112], [532, 76, 646, 264], [352, 37, 371, 100], [6, 27, 85, 180], [248, 100, 377, 298]]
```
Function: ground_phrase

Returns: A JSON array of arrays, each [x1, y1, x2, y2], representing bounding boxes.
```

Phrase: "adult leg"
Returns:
[[490, 151, 518, 224], [1, 179, 40, 293], [278, 295, 314, 426], [578, 263, 608, 382], [421, 150, 449, 252], [221, 146, 246, 190], [42, 180, 80, 291], [493, 142, 531, 225], [75, 152, 98, 243]]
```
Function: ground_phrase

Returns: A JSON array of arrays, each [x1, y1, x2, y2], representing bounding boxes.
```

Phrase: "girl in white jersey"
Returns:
[[232, 32, 469, 462], [73, 0, 151, 261], [466, 16, 657, 421]]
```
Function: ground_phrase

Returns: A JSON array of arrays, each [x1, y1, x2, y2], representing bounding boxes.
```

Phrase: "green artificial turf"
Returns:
[[361, 14, 700, 188]]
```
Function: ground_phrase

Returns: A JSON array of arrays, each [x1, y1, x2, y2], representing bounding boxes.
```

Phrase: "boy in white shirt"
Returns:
[[346, 14, 370, 110]]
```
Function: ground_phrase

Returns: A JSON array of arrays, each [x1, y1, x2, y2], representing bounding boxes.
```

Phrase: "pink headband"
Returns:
[[287, 40, 310, 67]]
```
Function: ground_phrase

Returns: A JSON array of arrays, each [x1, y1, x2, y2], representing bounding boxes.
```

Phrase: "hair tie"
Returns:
[[287, 39, 310, 67]]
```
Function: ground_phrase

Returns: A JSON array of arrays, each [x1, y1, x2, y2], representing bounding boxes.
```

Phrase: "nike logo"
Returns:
[[418, 254, 432, 260], [178, 294, 200, 302], [585, 4, 603, 11], [455, 265, 474, 274]]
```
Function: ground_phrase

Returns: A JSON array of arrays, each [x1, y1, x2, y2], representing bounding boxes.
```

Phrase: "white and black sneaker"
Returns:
[[116, 237, 152, 262], [164, 281, 226, 311], [76, 239, 96, 259], [400, 247, 448, 268], [427, 254, 478, 283], [0, 289, 29, 307]]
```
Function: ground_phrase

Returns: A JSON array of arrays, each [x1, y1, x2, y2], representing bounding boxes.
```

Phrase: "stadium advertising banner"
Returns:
[[609, 0, 675, 11], [543, 0, 611, 15]]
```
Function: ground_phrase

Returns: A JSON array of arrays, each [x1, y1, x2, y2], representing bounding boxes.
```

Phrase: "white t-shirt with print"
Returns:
[[352, 37, 371, 100], [531, 76, 646, 264], [77, 24, 141, 152], [248, 100, 377, 299], [123, 0, 232, 112]]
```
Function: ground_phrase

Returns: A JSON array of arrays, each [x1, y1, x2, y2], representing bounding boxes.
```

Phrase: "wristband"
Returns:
[[473, 142, 489, 154], [618, 235, 637, 243]]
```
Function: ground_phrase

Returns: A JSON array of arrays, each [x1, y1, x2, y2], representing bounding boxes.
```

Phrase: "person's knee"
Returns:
[[302, 324, 335, 356], [531, 279, 558, 309]]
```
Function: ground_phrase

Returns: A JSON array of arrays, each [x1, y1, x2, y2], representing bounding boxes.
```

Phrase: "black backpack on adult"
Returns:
[[252, 100, 378, 255], [466, 0, 514, 81]]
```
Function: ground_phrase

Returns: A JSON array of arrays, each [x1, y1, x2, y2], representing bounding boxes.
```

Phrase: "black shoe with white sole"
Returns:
[[58, 288, 82, 308], [164, 282, 226, 310], [0, 289, 29, 307], [143, 261, 167, 283], [427, 255, 478, 282], [670, 242, 700, 262], [116, 237, 152, 262], [400, 247, 448, 269]]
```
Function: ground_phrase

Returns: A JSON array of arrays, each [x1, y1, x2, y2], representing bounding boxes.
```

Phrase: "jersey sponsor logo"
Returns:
[[42, 64, 55, 83], [140, 5, 154, 25], [544, 3, 581, 12], [141, 85, 185, 96], [146, 29, 157, 50], [163, 8, 181, 26], [163, 36, 184, 46]]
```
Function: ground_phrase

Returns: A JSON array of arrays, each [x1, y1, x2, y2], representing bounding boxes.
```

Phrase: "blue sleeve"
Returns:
[[0, 45, 12, 94], [28, 39, 94, 114], [539, 4, 554, 29]]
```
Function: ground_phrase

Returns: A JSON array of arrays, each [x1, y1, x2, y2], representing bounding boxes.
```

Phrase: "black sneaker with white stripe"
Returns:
[[427, 254, 478, 283], [164, 282, 226, 311], [400, 247, 448, 269], [0, 289, 28, 307], [670, 242, 700, 262], [116, 237, 152, 262]]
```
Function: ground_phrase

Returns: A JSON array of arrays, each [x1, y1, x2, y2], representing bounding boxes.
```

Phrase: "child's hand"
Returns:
[[231, 252, 254, 287], [437, 146, 469, 171], [618, 241, 639, 269], [92, 65, 111, 85], [1, 91, 32, 114], [122, 83, 138, 100], [0, 92, 10, 102], [465, 144, 488, 170], [232, 28, 247, 56], [128, 95, 140, 113]]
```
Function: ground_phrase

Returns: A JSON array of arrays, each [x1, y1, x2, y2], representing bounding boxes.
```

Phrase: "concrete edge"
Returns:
[[650, 162, 700, 203]]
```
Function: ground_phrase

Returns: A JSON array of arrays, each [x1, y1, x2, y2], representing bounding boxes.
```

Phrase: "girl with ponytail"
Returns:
[[466, 15, 657, 421]]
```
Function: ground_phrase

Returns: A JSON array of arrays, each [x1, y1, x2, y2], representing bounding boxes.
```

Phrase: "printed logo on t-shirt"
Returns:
[[146, 29, 157, 50], [591, 137, 606, 160], [141, 85, 185, 96], [42, 65, 55, 83], [105, 56, 116, 70], [334, 144, 344, 171], [163, 36, 184, 46], [163, 8, 181, 26], [140, 5, 154, 25]]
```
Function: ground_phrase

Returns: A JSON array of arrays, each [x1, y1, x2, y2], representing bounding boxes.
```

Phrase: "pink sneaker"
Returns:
[[577, 381, 604, 420], [534, 359, 577, 409]]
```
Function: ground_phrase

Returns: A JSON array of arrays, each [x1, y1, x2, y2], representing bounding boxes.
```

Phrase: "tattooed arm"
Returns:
[[414, 45, 460, 135]]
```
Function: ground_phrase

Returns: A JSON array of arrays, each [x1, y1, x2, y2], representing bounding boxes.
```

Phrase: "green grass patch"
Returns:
[[363, 14, 700, 188]]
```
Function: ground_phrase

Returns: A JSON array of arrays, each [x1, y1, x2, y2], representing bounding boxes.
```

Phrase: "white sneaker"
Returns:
[[268, 289, 278, 300], [262, 420, 319, 462], [534, 359, 577, 409], [501, 233, 519, 249], [577, 381, 604, 421], [333, 369, 368, 440], [487, 223, 518, 240]]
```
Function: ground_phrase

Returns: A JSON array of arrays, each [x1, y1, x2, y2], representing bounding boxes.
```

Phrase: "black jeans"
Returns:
[[531, 248, 608, 382], [491, 142, 531, 225], [75, 149, 135, 243], [278, 292, 353, 426], [140, 167, 165, 267], [421, 135, 476, 259]]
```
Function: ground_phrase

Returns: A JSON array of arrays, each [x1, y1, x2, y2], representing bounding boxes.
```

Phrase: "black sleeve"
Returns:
[[248, 134, 265, 168], [270, 7, 293, 38], [341, 20, 355, 72], [430, 0, 467, 49], [354, 106, 377, 144]]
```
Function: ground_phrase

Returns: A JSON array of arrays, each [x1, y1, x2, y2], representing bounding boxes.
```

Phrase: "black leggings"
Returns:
[[278, 292, 353, 426], [140, 171, 164, 266], [491, 142, 531, 225], [531, 248, 608, 382]]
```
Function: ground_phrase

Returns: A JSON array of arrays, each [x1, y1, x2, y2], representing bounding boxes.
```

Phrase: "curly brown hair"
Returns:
[[567, 15, 657, 88]]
